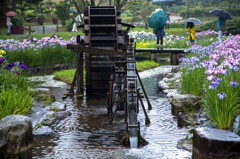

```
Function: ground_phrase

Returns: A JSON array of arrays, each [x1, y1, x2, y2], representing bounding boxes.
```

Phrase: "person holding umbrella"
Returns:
[[72, 13, 77, 32], [6, 16, 12, 36], [156, 23, 166, 50], [209, 9, 232, 44], [148, 10, 167, 50], [216, 17, 225, 43], [187, 22, 196, 47], [5, 11, 17, 36]]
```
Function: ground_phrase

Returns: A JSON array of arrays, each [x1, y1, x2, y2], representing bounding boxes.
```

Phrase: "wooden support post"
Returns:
[[145, 23, 148, 30], [171, 52, 178, 65], [150, 52, 157, 62], [56, 25, 58, 32], [183, 24, 185, 29], [136, 69, 152, 110], [29, 26, 31, 35], [76, 52, 83, 94], [85, 53, 91, 96], [80, 52, 83, 92], [109, 90, 125, 125], [137, 89, 150, 125], [43, 26, 45, 33], [70, 70, 77, 92]]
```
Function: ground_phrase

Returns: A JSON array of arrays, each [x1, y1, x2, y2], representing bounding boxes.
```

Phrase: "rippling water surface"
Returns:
[[32, 66, 192, 159]]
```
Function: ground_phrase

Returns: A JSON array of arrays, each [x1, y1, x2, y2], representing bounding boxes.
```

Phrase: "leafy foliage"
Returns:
[[55, 1, 68, 25], [11, 16, 24, 26], [196, 18, 240, 35], [140, 8, 151, 23]]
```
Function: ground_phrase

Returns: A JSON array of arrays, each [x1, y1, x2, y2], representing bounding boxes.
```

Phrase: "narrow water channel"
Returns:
[[31, 65, 192, 159]]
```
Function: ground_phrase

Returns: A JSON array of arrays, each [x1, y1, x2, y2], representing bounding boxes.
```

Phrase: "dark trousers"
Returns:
[[157, 36, 163, 45]]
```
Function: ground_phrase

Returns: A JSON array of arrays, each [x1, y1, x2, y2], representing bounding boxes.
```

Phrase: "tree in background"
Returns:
[[226, 0, 238, 13], [128, 0, 143, 21], [182, 0, 195, 18], [55, 1, 68, 26], [140, 8, 151, 23], [200, 0, 208, 17]]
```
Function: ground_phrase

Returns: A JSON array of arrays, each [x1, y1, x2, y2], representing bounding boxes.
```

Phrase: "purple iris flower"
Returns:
[[209, 83, 217, 90], [17, 61, 29, 70], [233, 65, 239, 71], [4, 62, 15, 70], [229, 80, 239, 87], [14, 71, 20, 75], [217, 92, 226, 100], [213, 77, 222, 83], [0, 57, 5, 65]]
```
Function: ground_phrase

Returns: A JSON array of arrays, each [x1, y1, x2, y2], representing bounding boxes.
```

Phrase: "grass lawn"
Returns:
[[53, 60, 160, 84], [0, 26, 27, 39]]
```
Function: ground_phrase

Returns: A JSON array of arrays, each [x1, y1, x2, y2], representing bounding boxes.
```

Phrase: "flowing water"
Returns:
[[130, 137, 138, 148], [31, 65, 192, 159]]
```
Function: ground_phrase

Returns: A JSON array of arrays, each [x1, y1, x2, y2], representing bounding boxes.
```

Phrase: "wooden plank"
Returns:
[[91, 81, 110, 89], [135, 49, 188, 53], [91, 72, 111, 80], [71, 45, 127, 57]]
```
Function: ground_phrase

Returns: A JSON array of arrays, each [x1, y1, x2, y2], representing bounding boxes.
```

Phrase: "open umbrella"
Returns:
[[69, 9, 78, 13], [209, 9, 232, 19], [167, 12, 171, 15], [5, 11, 17, 16], [182, 18, 203, 25], [148, 10, 167, 29]]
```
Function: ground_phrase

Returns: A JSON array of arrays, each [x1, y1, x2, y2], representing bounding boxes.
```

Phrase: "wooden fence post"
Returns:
[[29, 26, 31, 35], [43, 26, 45, 33], [56, 25, 58, 32], [183, 24, 184, 29]]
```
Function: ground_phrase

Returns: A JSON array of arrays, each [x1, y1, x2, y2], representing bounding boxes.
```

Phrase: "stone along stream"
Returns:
[[31, 66, 192, 159]]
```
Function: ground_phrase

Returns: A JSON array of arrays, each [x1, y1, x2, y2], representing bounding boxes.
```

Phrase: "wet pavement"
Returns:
[[31, 65, 192, 159]]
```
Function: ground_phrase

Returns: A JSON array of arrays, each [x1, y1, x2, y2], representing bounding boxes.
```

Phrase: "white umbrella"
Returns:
[[155, 9, 163, 12]]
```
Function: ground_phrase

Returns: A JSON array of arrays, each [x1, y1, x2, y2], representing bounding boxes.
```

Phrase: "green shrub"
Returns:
[[27, 12, 37, 18], [202, 69, 240, 130], [0, 85, 34, 120], [12, 16, 24, 26], [38, 14, 45, 19], [196, 18, 240, 35], [180, 65, 206, 96], [66, 20, 73, 32], [4, 45, 76, 67]]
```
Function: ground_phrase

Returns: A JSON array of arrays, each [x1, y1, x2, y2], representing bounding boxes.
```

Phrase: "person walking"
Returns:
[[72, 14, 77, 32], [6, 17, 12, 36], [217, 17, 225, 43], [156, 23, 166, 50], [187, 22, 195, 47]]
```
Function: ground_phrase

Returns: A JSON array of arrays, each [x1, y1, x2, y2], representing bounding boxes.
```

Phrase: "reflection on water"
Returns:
[[31, 66, 192, 159]]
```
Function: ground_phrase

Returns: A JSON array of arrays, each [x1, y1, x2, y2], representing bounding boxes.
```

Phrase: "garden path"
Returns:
[[31, 25, 62, 34], [169, 15, 183, 21]]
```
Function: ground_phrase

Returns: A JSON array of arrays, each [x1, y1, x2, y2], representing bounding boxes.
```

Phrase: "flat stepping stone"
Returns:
[[193, 127, 240, 158]]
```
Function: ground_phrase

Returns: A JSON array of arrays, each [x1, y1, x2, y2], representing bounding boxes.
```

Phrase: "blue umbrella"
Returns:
[[69, 9, 78, 13], [182, 18, 203, 25], [209, 9, 232, 19], [148, 10, 167, 29]]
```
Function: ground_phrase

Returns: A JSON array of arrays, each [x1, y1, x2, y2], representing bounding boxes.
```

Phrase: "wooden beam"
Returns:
[[68, 45, 127, 57]]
